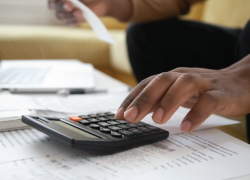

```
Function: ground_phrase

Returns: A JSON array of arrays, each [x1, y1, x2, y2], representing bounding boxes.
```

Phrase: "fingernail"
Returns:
[[181, 121, 192, 133], [124, 107, 138, 122], [63, 4, 71, 11], [115, 107, 124, 119], [152, 107, 164, 124]]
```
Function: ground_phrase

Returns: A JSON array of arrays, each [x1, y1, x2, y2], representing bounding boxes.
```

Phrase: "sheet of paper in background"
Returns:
[[36, 93, 128, 113], [0, 94, 46, 111], [142, 107, 240, 135], [68, 0, 115, 44], [1, 129, 250, 180]]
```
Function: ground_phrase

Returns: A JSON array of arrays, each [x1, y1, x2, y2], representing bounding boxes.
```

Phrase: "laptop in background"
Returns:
[[0, 60, 95, 93]]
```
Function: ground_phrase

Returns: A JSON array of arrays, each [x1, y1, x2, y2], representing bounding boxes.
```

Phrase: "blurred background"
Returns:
[[1, 0, 250, 142]]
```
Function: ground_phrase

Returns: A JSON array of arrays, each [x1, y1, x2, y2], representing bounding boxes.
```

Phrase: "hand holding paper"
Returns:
[[48, 0, 115, 44]]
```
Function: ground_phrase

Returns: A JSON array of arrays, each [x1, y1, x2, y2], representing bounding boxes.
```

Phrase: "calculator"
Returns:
[[22, 112, 169, 154]]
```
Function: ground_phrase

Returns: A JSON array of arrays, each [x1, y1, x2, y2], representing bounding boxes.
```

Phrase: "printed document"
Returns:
[[0, 129, 250, 180]]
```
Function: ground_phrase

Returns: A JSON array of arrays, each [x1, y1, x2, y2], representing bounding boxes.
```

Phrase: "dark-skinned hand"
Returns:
[[48, 0, 131, 25], [116, 55, 250, 133]]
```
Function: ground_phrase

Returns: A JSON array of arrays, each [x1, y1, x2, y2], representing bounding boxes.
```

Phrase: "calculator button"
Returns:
[[127, 123, 139, 128], [88, 114, 98, 118], [90, 124, 100, 129], [105, 112, 115, 116], [97, 117, 108, 121], [128, 128, 144, 135], [78, 120, 91, 125], [106, 115, 117, 120], [111, 131, 122, 138], [136, 122, 147, 127], [117, 124, 130, 129], [146, 125, 161, 131], [69, 116, 82, 122], [96, 113, 107, 117], [79, 115, 90, 119], [119, 130, 134, 137], [98, 122, 110, 127], [137, 127, 152, 133], [88, 118, 100, 123], [108, 126, 122, 131], [107, 121, 120, 125], [100, 127, 111, 133], [116, 120, 127, 124]]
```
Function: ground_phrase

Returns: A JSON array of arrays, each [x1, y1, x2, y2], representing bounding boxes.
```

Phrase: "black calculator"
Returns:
[[22, 112, 169, 154]]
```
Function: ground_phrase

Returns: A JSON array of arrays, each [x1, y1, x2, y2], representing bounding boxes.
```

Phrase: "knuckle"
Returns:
[[161, 94, 175, 105], [179, 73, 199, 85], [138, 76, 153, 88], [135, 92, 150, 106], [172, 67, 188, 73], [203, 92, 220, 107], [155, 72, 176, 82]]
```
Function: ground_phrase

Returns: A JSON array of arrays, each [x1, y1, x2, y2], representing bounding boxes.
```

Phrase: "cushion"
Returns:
[[202, 0, 250, 28]]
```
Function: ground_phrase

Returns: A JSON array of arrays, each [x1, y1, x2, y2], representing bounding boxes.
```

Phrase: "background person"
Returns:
[[49, 0, 250, 135]]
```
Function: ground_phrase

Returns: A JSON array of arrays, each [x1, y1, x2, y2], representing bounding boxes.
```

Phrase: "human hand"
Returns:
[[48, 0, 132, 25], [116, 55, 250, 133], [48, 0, 112, 25]]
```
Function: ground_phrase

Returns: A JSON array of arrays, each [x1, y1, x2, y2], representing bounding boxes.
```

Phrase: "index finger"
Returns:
[[115, 75, 155, 120]]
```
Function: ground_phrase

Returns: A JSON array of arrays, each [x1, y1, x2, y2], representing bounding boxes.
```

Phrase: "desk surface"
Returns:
[[1, 68, 250, 180]]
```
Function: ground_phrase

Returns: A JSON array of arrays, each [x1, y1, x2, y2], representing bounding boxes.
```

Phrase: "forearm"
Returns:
[[109, 0, 205, 23]]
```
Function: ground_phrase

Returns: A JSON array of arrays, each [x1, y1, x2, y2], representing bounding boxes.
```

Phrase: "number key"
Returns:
[[107, 121, 119, 125], [137, 127, 152, 133], [119, 130, 134, 137], [98, 122, 110, 127], [108, 126, 122, 131]]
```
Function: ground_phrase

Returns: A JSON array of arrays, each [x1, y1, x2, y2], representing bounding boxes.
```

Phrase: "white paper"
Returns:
[[68, 0, 115, 44], [36, 93, 127, 113], [0, 94, 46, 111], [0, 109, 33, 121], [0, 128, 71, 164], [1, 129, 250, 180], [142, 107, 240, 135]]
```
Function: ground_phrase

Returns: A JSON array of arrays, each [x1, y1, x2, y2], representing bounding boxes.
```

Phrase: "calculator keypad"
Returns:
[[70, 113, 162, 138]]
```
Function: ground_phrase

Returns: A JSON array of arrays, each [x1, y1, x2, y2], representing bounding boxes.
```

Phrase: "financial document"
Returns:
[[0, 129, 250, 180]]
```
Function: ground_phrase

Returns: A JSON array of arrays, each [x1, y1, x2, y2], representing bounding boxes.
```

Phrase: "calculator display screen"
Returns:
[[54, 121, 99, 138]]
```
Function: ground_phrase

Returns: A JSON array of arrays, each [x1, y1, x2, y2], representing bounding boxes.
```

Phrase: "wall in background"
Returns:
[[0, 0, 63, 25]]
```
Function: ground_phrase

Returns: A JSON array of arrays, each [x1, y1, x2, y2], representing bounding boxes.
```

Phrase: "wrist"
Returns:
[[224, 54, 250, 78], [106, 0, 133, 21]]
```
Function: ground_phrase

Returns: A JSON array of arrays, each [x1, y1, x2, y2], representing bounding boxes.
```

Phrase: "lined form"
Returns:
[[0, 129, 250, 180]]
